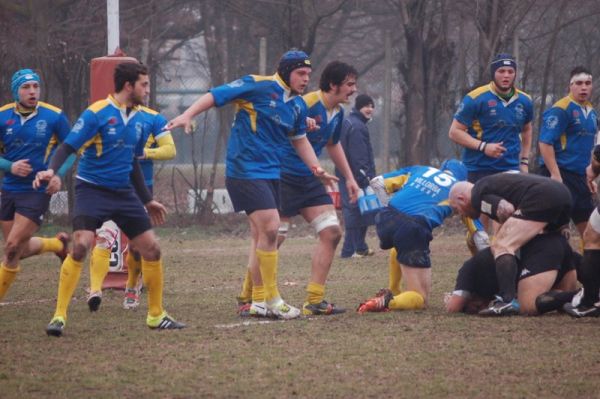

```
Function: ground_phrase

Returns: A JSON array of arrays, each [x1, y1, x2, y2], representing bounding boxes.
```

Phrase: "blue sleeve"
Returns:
[[290, 97, 308, 139], [56, 112, 71, 142], [524, 98, 534, 124], [57, 153, 76, 177], [210, 75, 257, 108], [135, 132, 145, 158], [539, 107, 568, 145], [454, 95, 477, 127], [330, 109, 344, 145], [152, 113, 170, 140], [64, 110, 100, 150]]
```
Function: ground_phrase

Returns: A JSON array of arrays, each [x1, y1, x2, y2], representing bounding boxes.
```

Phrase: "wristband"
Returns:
[[477, 141, 487, 152]]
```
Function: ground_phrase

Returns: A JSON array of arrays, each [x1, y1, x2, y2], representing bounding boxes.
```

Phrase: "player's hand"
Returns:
[[586, 164, 598, 193], [145, 200, 167, 226], [313, 166, 339, 188], [483, 142, 506, 159], [33, 169, 55, 189], [45, 175, 62, 195], [306, 117, 320, 132], [346, 178, 359, 204], [11, 159, 32, 177], [166, 114, 195, 135]]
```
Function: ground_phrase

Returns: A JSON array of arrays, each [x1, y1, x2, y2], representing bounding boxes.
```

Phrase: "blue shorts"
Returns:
[[0, 190, 50, 226], [375, 207, 433, 268], [538, 166, 594, 225], [225, 177, 279, 215], [279, 173, 332, 217], [72, 180, 151, 239], [467, 169, 518, 183]]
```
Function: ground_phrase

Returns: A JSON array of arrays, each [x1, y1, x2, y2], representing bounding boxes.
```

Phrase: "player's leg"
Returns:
[[123, 245, 142, 310], [388, 265, 429, 310], [300, 205, 344, 315], [517, 270, 557, 315], [87, 221, 119, 312]]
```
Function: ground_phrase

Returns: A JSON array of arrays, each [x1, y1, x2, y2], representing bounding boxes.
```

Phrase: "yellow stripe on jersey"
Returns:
[[234, 99, 258, 132], [88, 99, 111, 114], [250, 74, 275, 82], [516, 89, 532, 101], [303, 91, 321, 108], [140, 105, 159, 115], [145, 134, 156, 149], [466, 84, 492, 100], [560, 133, 567, 150], [0, 103, 15, 112], [38, 101, 62, 114], [384, 174, 409, 194], [81, 134, 103, 157], [462, 217, 478, 234], [554, 96, 571, 111], [44, 134, 58, 163], [472, 119, 483, 139], [438, 199, 450, 206]]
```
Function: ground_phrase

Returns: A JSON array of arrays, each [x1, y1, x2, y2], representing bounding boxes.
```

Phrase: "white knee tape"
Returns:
[[96, 220, 118, 249], [310, 211, 339, 233], [589, 208, 600, 233], [278, 221, 290, 237]]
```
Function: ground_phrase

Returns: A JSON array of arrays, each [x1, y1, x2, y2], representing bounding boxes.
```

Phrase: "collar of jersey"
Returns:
[[274, 73, 298, 102], [568, 93, 593, 108], [14, 101, 38, 122], [317, 90, 341, 122], [489, 82, 519, 104], [107, 94, 141, 112]]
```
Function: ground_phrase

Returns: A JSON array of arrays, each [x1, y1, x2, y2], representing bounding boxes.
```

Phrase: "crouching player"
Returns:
[[35, 62, 184, 336], [445, 231, 579, 315], [357, 159, 486, 312]]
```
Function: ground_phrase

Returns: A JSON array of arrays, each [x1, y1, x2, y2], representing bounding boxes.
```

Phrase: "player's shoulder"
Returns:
[[465, 84, 492, 100], [0, 103, 16, 113], [551, 95, 572, 111], [37, 101, 63, 114], [302, 90, 321, 109], [516, 88, 532, 102], [139, 105, 159, 116], [88, 99, 111, 114]]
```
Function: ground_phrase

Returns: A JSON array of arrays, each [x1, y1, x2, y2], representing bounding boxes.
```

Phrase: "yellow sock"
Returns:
[[388, 248, 402, 295], [89, 246, 111, 293], [388, 291, 425, 310], [257, 249, 279, 302], [238, 268, 253, 303], [126, 251, 142, 289], [54, 255, 83, 320], [306, 282, 325, 305], [38, 237, 63, 254], [252, 285, 265, 303], [0, 264, 20, 300], [142, 258, 164, 318]]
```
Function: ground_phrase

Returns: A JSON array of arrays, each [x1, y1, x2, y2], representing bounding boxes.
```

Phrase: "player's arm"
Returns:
[[448, 118, 506, 159], [326, 142, 358, 203], [479, 194, 515, 223], [143, 132, 176, 160], [587, 144, 600, 193], [291, 136, 338, 187], [0, 155, 32, 177], [167, 93, 215, 134], [32, 143, 76, 189], [539, 142, 561, 181], [519, 122, 532, 173], [130, 159, 166, 225]]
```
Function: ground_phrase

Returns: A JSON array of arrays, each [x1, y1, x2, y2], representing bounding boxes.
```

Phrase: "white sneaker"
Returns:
[[123, 288, 140, 310], [267, 299, 301, 320], [248, 301, 269, 317]]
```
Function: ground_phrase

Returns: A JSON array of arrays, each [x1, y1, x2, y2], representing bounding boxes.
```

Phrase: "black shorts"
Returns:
[[538, 166, 594, 224], [72, 180, 151, 239], [514, 181, 572, 230], [375, 207, 433, 268], [225, 177, 279, 215], [517, 233, 576, 281], [0, 190, 50, 226], [454, 248, 498, 300], [279, 173, 332, 217]]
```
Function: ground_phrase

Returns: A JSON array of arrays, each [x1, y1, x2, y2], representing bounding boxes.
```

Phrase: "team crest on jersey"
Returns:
[[73, 118, 84, 133], [271, 93, 279, 100], [514, 103, 525, 120], [456, 101, 465, 115], [6, 119, 15, 126], [545, 115, 559, 129], [108, 117, 117, 125], [488, 100, 497, 107], [227, 79, 244, 88], [35, 120, 47, 136], [573, 110, 579, 118]]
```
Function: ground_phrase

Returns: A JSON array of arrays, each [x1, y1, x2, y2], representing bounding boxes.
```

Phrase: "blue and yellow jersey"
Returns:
[[280, 90, 344, 176], [383, 165, 459, 228], [210, 73, 307, 179], [0, 101, 70, 192], [539, 95, 597, 175], [454, 83, 533, 172], [65, 95, 145, 189], [138, 107, 173, 186]]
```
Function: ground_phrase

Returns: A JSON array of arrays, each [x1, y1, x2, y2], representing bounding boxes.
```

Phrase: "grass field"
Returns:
[[1, 224, 600, 398]]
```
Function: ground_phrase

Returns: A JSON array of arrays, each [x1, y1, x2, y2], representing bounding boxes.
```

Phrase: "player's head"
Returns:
[[319, 61, 357, 103], [441, 158, 467, 182], [569, 66, 592, 103], [114, 62, 149, 106], [449, 181, 477, 217], [490, 53, 517, 91], [355, 94, 375, 119], [277, 50, 312, 94], [11, 68, 41, 108]]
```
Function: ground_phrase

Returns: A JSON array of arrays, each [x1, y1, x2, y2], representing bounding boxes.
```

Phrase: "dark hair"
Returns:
[[319, 61, 357, 92], [114, 62, 148, 92], [570, 66, 592, 79]]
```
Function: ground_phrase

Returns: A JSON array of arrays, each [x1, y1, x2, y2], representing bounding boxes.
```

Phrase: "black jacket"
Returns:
[[335, 108, 376, 189]]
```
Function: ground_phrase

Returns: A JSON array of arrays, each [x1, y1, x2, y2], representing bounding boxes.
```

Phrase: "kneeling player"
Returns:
[[445, 232, 578, 315]]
